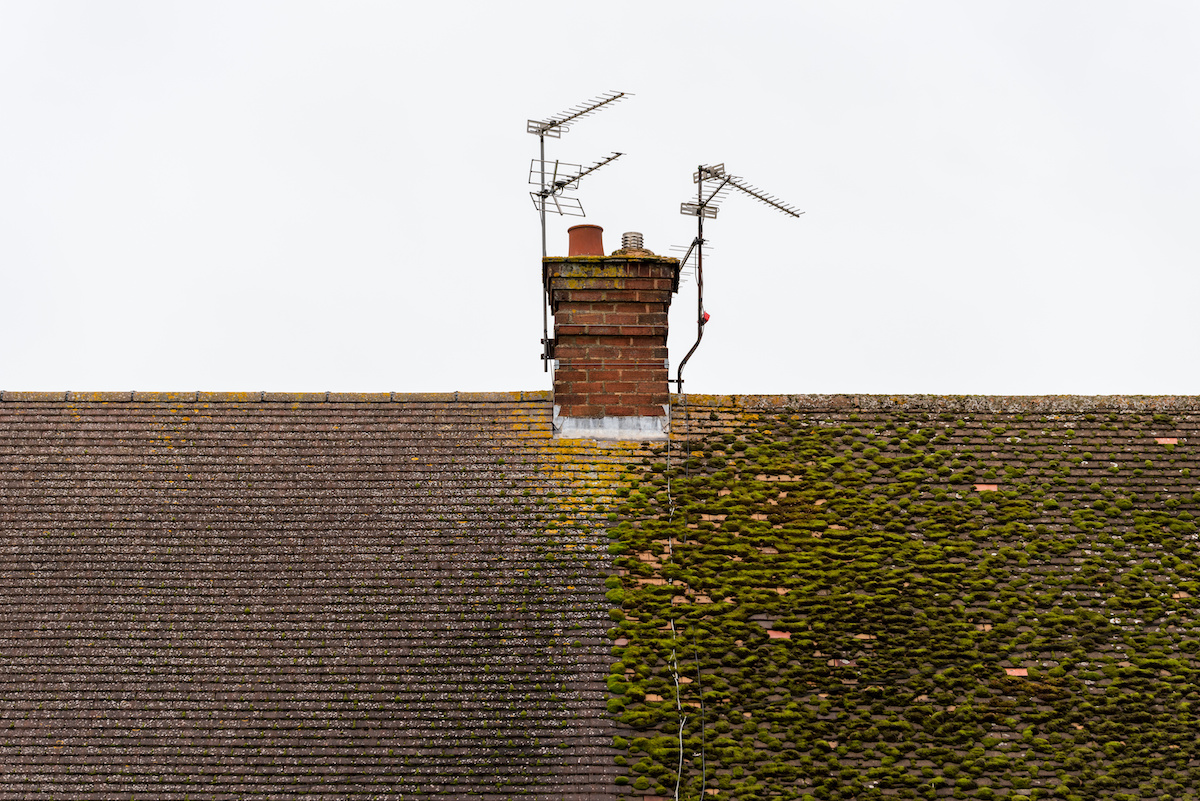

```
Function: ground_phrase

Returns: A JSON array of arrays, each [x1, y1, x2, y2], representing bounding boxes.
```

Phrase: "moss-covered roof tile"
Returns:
[[608, 395, 1200, 801]]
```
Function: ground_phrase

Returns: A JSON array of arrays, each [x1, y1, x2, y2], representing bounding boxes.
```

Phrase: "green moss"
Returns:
[[604, 403, 1200, 799]]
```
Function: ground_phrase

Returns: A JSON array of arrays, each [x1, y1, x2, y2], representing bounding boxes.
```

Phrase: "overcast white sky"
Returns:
[[2, 2, 1198, 395]]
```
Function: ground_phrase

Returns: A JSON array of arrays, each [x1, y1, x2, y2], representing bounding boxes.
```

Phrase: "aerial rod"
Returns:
[[724, 175, 805, 217], [559, 151, 623, 186], [527, 91, 631, 138], [533, 152, 625, 200]]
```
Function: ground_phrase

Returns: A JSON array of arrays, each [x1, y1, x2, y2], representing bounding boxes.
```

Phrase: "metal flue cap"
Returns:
[[612, 231, 655, 256]]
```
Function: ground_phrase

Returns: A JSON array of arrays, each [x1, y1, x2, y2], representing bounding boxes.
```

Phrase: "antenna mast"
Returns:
[[527, 91, 631, 370], [673, 164, 803, 391]]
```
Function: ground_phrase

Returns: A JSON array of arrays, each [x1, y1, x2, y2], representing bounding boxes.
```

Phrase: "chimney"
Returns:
[[545, 226, 680, 440]]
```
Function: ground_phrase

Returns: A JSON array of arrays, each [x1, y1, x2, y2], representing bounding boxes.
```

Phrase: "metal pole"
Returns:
[[675, 167, 707, 391], [540, 133, 549, 372], [696, 171, 705, 352]]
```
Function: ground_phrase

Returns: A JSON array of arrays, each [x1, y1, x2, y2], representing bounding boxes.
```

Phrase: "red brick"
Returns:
[[551, 289, 602, 305], [561, 403, 603, 417], [558, 310, 609, 325], [623, 278, 675, 290], [552, 344, 589, 359], [580, 369, 622, 383], [590, 335, 639, 346], [579, 346, 627, 360], [629, 291, 673, 303], [618, 394, 658, 408], [553, 366, 586, 381], [602, 312, 641, 325]]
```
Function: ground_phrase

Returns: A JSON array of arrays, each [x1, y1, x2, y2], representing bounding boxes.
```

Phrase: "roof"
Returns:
[[5, 391, 1200, 800], [606, 394, 1200, 800], [0, 391, 643, 800]]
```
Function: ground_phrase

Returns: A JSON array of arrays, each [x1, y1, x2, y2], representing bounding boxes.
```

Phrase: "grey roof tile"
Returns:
[[0, 396, 636, 799]]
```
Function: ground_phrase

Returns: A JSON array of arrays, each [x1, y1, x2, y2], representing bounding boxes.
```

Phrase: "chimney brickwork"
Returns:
[[545, 245, 679, 423]]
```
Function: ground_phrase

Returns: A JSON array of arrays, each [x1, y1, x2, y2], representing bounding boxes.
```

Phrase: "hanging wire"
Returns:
[[670, 633, 687, 801], [666, 393, 708, 800]]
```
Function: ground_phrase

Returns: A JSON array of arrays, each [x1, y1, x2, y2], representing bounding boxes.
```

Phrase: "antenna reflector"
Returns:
[[531, 193, 585, 217], [681, 202, 719, 219], [694, 164, 726, 183], [529, 159, 583, 189], [527, 120, 564, 137]]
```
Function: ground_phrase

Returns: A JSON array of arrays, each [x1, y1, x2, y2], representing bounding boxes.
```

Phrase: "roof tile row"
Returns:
[[1, 391, 553, 403]]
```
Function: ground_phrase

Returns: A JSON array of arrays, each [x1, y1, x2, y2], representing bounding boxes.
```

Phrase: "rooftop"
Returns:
[[2, 392, 1198, 799]]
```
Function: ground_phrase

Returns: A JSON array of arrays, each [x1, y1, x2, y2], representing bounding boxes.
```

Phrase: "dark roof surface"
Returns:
[[0, 391, 640, 800], [606, 395, 1200, 801]]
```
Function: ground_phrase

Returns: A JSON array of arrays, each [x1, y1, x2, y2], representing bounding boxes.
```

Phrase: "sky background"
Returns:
[[2, 1, 1198, 396]]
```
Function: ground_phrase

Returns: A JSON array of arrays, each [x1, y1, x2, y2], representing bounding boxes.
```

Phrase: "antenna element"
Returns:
[[527, 92, 632, 370], [673, 164, 803, 392]]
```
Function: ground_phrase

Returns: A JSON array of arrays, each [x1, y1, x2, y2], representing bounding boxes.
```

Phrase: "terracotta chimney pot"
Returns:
[[567, 224, 604, 257]]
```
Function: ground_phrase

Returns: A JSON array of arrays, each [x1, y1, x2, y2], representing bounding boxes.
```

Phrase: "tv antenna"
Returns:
[[527, 90, 631, 370], [673, 163, 803, 391]]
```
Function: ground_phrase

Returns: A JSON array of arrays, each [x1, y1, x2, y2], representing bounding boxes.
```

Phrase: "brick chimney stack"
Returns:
[[545, 225, 680, 440]]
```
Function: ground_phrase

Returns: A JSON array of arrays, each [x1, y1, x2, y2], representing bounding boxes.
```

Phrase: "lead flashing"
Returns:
[[553, 409, 668, 441]]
